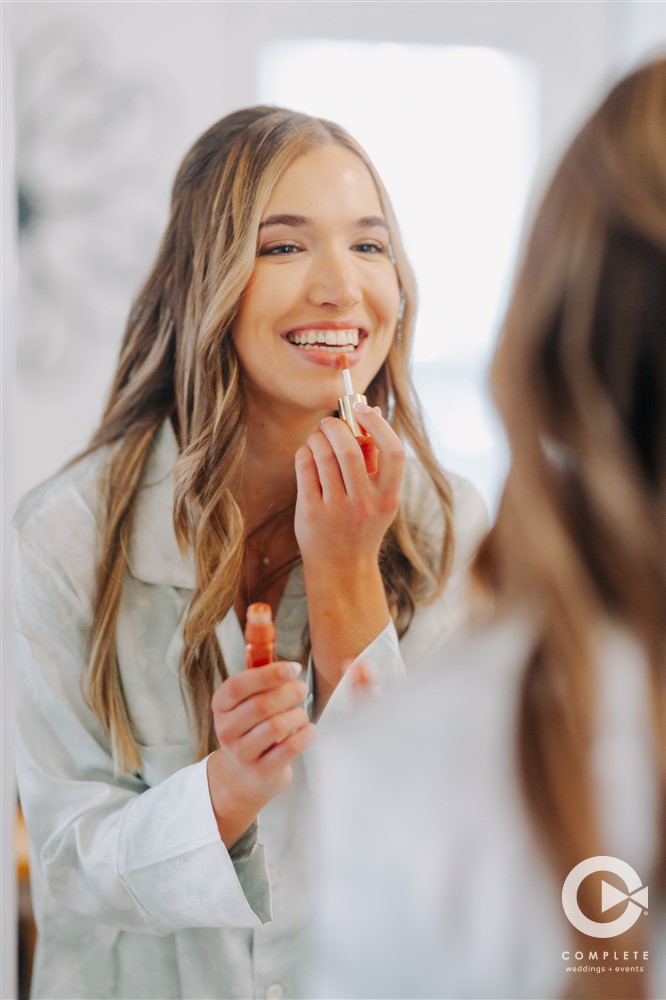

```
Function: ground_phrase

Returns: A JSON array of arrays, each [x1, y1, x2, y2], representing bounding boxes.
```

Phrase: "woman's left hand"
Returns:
[[294, 403, 404, 573]]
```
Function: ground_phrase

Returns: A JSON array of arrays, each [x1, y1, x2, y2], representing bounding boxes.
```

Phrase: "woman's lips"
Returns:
[[282, 327, 367, 366]]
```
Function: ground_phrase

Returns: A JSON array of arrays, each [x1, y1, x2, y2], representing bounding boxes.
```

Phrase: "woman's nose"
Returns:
[[306, 248, 362, 310]]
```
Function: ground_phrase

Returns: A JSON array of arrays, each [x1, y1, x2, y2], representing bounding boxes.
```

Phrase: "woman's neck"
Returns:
[[233, 400, 328, 620], [236, 398, 330, 521]]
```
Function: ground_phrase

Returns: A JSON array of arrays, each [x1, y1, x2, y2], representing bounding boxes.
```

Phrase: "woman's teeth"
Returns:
[[286, 328, 360, 349]]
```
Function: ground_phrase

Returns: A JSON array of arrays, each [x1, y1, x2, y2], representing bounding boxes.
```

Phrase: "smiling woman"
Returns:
[[12, 106, 487, 999]]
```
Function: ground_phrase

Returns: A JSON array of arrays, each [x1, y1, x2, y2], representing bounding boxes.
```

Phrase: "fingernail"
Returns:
[[353, 402, 372, 413], [281, 661, 303, 678]]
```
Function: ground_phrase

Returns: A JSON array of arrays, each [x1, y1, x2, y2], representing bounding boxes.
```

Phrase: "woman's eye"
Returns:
[[353, 242, 385, 254], [258, 242, 302, 256]]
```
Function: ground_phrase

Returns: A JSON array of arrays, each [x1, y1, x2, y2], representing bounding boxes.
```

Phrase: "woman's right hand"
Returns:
[[206, 661, 315, 849]]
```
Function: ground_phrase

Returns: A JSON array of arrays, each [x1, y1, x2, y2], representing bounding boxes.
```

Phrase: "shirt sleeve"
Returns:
[[314, 620, 406, 733], [13, 530, 271, 935], [316, 468, 489, 730]]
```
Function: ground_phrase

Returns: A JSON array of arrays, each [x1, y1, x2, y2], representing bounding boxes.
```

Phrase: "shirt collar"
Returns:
[[127, 419, 196, 589]]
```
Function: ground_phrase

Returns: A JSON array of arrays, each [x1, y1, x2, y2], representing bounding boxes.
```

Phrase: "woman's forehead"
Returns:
[[264, 145, 385, 222]]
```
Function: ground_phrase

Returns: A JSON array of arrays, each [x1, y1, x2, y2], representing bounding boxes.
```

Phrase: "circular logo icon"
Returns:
[[562, 856, 648, 938]]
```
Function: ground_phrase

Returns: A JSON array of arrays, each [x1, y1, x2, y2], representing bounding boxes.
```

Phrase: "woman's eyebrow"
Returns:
[[258, 214, 311, 230], [357, 216, 389, 230], [258, 214, 389, 231]]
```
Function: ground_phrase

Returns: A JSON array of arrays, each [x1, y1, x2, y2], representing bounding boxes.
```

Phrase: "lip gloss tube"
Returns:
[[244, 602, 276, 668], [337, 355, 378, 475]]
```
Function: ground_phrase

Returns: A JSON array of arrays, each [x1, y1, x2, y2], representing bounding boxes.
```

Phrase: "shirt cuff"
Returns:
[[316, 620, 407, 732], [118, 757, 271, 931]]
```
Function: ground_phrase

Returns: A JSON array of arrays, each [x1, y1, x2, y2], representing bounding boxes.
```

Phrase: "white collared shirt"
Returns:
[[13, 419, 487, 1000]]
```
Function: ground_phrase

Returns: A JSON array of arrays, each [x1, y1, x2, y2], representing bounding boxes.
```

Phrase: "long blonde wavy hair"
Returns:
[[475, 57, 666, 997], [82, 107, 454, 774]]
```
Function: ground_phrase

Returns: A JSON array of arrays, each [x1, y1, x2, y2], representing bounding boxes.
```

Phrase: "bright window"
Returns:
[[258, 40, 538, 511]]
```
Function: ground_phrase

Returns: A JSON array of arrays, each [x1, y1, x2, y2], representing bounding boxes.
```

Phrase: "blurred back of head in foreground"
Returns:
[[474, 53, 666, 995]]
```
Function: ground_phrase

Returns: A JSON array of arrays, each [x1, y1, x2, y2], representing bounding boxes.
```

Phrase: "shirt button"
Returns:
[[266, 985, 284, 999]]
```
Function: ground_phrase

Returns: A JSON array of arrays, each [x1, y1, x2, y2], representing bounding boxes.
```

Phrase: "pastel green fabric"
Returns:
[[13, 419, 487, 1000]]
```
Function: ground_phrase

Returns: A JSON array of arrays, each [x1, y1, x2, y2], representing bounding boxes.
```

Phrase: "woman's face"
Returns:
[[233, 144, 401, 419]]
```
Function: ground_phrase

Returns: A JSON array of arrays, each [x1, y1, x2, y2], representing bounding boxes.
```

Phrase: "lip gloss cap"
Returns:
[[338, 393, 368, 436], [245, 602, 276, 645]]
